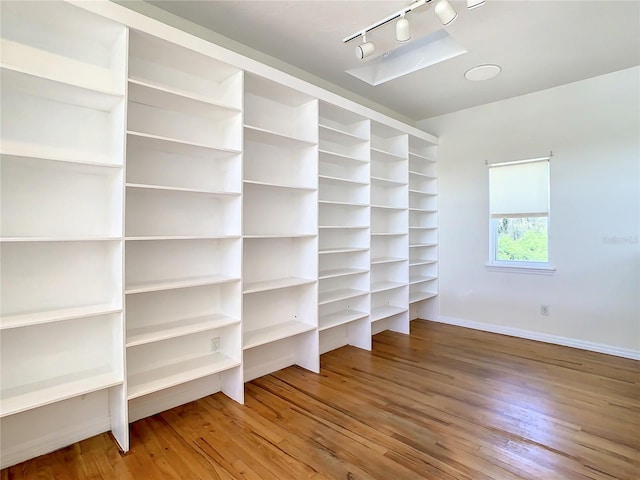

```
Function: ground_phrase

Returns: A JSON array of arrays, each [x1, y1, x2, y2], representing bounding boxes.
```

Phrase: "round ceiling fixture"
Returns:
[[465, 64, 501, 81]]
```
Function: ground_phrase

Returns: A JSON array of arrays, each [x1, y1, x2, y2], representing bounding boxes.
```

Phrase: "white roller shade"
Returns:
[[489, 159, 549, 218]]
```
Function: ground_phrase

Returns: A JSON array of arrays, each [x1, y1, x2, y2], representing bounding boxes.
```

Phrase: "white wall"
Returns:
[[420, 66, 640, 358]]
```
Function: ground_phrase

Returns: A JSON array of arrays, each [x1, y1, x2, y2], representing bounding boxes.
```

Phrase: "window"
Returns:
[[488, 158, 551, 269]]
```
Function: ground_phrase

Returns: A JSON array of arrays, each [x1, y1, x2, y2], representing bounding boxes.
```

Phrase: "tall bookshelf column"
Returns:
[[242, 74, 319, 381], [369, 123, 410, 335], [408, 137, 439, 321], [0, 1, 128, 467], [124, 31, 244, 422], [317, 102, 371, 354]]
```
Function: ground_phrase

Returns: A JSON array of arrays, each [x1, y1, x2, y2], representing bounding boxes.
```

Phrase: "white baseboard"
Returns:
[[432, 315, 640, 361]]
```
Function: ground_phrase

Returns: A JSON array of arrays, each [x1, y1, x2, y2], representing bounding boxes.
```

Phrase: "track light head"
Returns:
[[355, 34, 375, 60], [435, 0, 458, 25], [467, 0, 486, 9], [396, 15, 411, 42]]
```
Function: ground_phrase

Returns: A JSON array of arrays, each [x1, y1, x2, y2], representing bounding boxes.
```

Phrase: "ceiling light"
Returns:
[[396, 14, 411, 42], [435, 0, 458, 25], [355, 34, 375, 60], [467, 0, 486, 9], [465, 64, 501, 81], [347, 29, 467, 86]]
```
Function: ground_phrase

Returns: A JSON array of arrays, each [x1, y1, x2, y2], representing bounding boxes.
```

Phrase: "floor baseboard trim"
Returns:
[[430, 315, 640, 361]]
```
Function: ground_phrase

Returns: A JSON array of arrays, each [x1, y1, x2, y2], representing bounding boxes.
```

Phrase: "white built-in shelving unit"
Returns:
[[0, 0, 438, 469], [369, 122, 410, 334], [242, 74, 319, 381], [124, 30, 244, 423], [408, 136, 439, 320], [0, 0, 128, 467], [318, 102, 371, 354]]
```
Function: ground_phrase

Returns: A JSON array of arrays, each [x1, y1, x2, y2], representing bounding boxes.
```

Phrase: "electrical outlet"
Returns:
[[211, 337, 221, 353], [540, 305, 550, 316]]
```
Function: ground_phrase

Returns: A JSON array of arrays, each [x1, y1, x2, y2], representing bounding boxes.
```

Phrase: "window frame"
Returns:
[[486, 157, 555, 275]]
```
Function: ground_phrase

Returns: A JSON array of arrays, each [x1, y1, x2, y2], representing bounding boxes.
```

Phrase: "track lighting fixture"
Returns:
[[467, 0, 486, 9], [435, 0, 458, 26], [344, 0, 481, 60], [396, 14, 411, 42], [355, 33, 375, 60]]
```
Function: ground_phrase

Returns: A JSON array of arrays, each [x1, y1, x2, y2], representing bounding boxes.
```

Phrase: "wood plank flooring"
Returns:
[[3, 320, 639, 479]]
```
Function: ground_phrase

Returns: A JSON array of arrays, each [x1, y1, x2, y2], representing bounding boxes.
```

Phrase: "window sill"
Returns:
[[485, 263, 556, 275]]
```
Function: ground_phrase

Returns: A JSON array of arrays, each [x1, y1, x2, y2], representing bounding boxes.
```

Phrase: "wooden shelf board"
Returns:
[[370, 204, 406, 211], [127, 131, 240, 158], [0, 150, 122, 169], [410, 291, 437, 303], [1, 367, 122, 418], [1, 304, 121, 330], [125, 235, 240, 241], [371, 232, 407, 237], [371, 257, 406, 265], [319, 124, 368, 145], [370, 176, 407, 187], [409, 152, 437, 162], [370, 305, 407, 322], [1, 64, 123, 110], [319, 309, 369, 331], [319, 149, 367, 164], [319, 247, 368, 255], [371, 147, 406, 161], [126, 313, 240, 347], [0, 237, 120, 243], [319, 225, 368, 230], [408, 171, 437, 179], [409, 208, 437, 213], [125, 275, 239, 295], [319, 268, 368, 280], [319, 175, 368, 186], [409, 189, 437, 196], [371, 281, 406, 293], [243, 180, 316, 191], [319, 288, 368, 305], [244, 124, 317, 147], [125, 183, 240, 197], [409, 275, 438, 285], [409, 259, 437, 267], [243, 320, 316, 350], [409, 226, 437, 231], [127, 130, 240, 154], [243, 234, 316, 239], [128, 78, 240, 113], [319, 200, 369, 207], [127, 353, 239, 400], [409, 243, 438, 248], [0, 141, 116, 168], [243, 277, 316, 294]]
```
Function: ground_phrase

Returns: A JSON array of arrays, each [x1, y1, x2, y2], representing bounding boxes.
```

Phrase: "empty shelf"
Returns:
[[125, 275, 239, 295], [1, 304, 121, 330], [370, 305, 407, 322], [126, 313, 240, 347], [243, 277, 315, 294], [243, 320, 315, 350], [127, 353, 239, 400], [319, 309, 368, 331]]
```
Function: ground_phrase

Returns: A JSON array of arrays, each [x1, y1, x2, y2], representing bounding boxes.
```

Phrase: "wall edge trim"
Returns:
[[431, 315, 640, 361]]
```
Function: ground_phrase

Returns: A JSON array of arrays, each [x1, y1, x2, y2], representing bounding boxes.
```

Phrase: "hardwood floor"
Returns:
[[3, 320, 639, 479]]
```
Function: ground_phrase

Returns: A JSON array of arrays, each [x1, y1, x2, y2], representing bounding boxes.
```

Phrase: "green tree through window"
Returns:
[[496, 217, 548, 262]]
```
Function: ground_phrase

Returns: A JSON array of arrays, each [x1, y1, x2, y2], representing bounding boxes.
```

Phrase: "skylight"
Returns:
[[346, 29, 467, 86]]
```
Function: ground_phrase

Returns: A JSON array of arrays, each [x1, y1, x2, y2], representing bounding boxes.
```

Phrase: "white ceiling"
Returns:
[[147, 0, 640, 122]]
